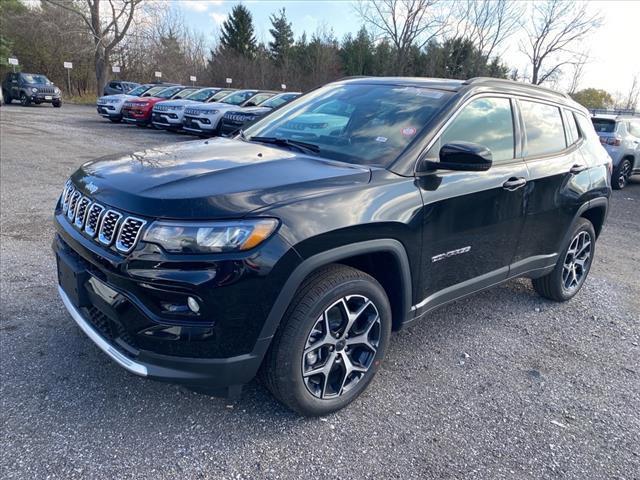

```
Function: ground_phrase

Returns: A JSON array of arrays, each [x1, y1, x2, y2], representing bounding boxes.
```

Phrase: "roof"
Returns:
[[337, 76, 583, 110]]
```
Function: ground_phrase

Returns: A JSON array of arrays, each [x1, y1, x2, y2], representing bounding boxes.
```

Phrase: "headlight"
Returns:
[[54, 87, 60, 94], [31, 87, 38, 93], [143, 219, 279, 254]]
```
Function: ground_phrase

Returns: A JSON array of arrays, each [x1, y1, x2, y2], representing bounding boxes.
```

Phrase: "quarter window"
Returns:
[[520, 101, 566, 157], [426, 97, 515, 162], [564, 110, 580, 145]]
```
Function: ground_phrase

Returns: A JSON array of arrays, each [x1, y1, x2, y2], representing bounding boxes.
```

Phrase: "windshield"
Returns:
[[244, 83, 452, 167], [143, 86, 166, 97], [185, 88, 219, 101], [221, 90, 258, 105], [128, 85, 149, 96], [245, 93, 273, 106], [156, 86, 184, 99], [591, 118, 616, 133], [209, 90, 233, 102], [261, 93, 299, 109], [22, 74, 51, 84]]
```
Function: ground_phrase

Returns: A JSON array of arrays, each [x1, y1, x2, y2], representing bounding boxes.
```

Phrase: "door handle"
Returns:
[[502, 177, 527, 191], [570, 164, 587, 174]]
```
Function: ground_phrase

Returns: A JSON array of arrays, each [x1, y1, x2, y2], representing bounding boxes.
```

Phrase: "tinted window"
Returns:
[[261, 93, 299, 109], [564, 110, 580, 145], [520, 101, 566, 156], [156, 86, 184, 99], [246, 93, 274, 106], [426, 97, 515, 162], [128, 85, 149, 96], [591, 118, 616, 133], [185, 88, 219, 101], [222, 91, 259, 105], [210, 90, 233, 101], [174, 88, 197, 99], [245, 83, 452, 167]]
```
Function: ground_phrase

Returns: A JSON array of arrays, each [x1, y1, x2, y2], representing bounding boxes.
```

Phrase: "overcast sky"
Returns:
[[175, 0, 640, 96]]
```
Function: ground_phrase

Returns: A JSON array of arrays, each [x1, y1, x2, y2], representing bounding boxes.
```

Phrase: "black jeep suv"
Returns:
[[54, 77, 611, 416], [2, 72, 62, 107]]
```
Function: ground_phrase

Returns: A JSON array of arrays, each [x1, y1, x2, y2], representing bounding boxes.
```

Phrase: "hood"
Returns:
[[154, 99, 197, 108], [98, 93, 134, 103], [234, 106, 271, 115], [72, 138, 371, 219]]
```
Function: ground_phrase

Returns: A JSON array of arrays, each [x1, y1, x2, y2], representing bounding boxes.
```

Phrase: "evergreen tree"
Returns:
[[340, 27, 374, 76], [268, 8, 294, 67], [220, 4, 257, 58]]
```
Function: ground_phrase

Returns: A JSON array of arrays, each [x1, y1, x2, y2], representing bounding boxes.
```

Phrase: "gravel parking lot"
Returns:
[[1, 103, 639, 479]]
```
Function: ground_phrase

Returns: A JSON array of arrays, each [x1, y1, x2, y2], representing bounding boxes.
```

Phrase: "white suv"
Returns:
[[182, 90, 270, 136], [150, 88, 227, 131], [97, 84, 164, 123]]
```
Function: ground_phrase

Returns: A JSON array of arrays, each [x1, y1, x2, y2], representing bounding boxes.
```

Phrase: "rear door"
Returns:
[[512, 100, 592, 275], [414, 95, 528, 316]]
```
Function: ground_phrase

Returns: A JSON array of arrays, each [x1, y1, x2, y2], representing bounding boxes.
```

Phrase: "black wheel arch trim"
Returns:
[[252, 239, 413, 362]]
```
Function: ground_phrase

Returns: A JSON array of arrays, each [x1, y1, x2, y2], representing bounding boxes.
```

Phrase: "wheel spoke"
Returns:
[[304, 350, 337, 378]]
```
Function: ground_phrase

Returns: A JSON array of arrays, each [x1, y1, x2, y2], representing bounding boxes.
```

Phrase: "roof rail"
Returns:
[[464, 77, 571, 100]]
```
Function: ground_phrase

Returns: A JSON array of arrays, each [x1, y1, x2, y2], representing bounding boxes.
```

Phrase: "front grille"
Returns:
[[60, 182, 149, 255], [184, 108, 201, 116], [115, 217, 146, 253], [74, 197, 91, 228], [154, 104, 169, 112], [98, 210, 122, 245], [84, 203, 105, 237]]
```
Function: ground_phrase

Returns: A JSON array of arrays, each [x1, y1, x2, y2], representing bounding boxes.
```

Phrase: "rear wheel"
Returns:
[[20, 92, 30, 106], [261, 264, 391, 416], [532, 218, 595, 301], [612, 158, 632, 190]]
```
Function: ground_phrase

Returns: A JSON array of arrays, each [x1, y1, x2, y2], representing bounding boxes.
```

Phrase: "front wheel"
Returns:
[[612, 158, 632, 190], [532, 218, 596, 301], [52, 100, 61, 108], [261, 264, 392, 416], [20, 92, 30, 106]]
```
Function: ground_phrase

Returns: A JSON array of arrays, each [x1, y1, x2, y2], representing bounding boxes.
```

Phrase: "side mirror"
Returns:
[[418, 141, 493, 173]]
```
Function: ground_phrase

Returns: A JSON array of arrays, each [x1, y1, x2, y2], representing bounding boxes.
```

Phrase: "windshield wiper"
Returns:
[[248, 136, 320, 154]]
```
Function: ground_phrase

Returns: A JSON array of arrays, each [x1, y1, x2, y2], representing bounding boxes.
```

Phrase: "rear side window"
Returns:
[[520, 101, 566, 157], [426, 97, 515, 162], [564, 110, 580, 145], [591, 119, 616, 133]]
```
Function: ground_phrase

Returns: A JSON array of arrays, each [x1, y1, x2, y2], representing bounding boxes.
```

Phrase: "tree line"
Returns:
[[0, 0, 636, 111]]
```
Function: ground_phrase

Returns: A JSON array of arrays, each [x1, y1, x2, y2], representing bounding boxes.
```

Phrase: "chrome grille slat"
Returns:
[[74, 197, 92, 228], [115, 217, 147, 253], [60, 182, 147, 254], [84, 203, 105, 237], [98, 210, 123, 246], [67, 191, 82, 220]]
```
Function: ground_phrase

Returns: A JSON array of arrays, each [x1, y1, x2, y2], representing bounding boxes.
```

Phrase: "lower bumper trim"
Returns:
[[58, 285, 148, 376]]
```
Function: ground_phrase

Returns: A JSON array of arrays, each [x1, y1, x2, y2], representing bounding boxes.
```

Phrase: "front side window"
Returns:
[[425, 97, 515, 163], [128, 85, 148, 96], [210, 90, 233, 101], [245, 83, 452, 167], [261, 93, 299, 109], [520, 100, 566, 157], [174, 88, 197, 99], [245, 93, 274, 106]]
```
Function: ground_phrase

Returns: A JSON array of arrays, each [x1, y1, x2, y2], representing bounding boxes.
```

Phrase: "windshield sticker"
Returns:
[[375, 136, 388, 143], [401, 127, 417, 137]]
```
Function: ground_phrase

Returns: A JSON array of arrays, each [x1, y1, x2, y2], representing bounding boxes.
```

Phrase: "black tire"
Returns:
[[52, 100, 61, 108], [261, 264, 392, 416], [136, 122, 147, 128], [19, 92, 30, 106], [612, 158, 632, 190], [532, 218, 596, 302], [109, 117, 121, 123], [2, 90, 11, 104]]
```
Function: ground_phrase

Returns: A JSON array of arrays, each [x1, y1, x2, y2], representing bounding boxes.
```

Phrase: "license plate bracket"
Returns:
[[45, 95, 53, 100], [57, 249, 90, 308]]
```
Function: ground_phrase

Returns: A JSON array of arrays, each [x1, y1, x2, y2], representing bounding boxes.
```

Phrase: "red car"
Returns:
[[122, 86, 198, 127]]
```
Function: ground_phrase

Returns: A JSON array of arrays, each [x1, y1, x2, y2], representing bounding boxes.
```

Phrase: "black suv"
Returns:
[[2, 72, 62, 107], [54, 77, 611, 416]]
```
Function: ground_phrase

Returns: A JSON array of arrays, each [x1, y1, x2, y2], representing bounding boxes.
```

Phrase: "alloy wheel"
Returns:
[[562, 231, 592, 293], [618, 160, 631, 189], [302, 295, 381, 399]]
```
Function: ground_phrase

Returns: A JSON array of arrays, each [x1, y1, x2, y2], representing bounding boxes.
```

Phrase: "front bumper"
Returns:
[[152, 112, 183, 129], [53, 207, 300, 391], [97, 104, 122, 119], [30, 93, 61, 103], [182, 115, 218, 135], [122, 108, 151, 125]]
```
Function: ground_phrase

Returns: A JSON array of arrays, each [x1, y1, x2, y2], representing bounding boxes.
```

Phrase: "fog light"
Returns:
[[187, 296, 200, 313]]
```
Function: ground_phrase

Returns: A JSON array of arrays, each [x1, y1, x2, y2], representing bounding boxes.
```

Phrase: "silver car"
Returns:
[[591, 115, 640, 189]]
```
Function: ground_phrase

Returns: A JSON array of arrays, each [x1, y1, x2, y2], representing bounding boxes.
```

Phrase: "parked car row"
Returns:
[[96, 83, 301, 137]]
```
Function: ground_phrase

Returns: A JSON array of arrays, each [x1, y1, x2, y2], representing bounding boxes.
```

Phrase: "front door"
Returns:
[[414, 96, 528, 318]]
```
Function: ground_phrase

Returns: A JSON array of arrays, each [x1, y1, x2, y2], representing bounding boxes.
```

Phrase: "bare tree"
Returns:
[[567, 52, 588, 94], [520, 0, 602, 85], [623, 74, 640, 110], [355, 0, 448, 74], [453, 0, 522, 60], [44, 0, 144, 95]]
